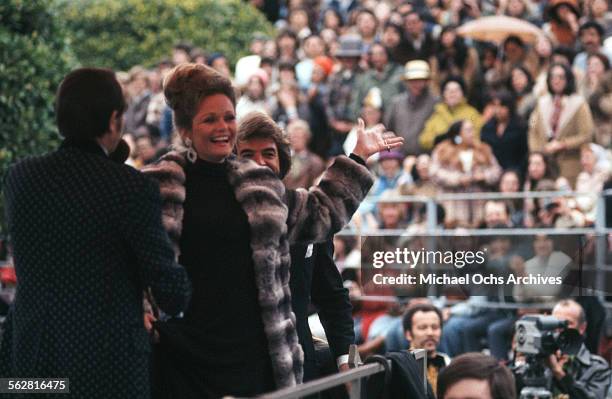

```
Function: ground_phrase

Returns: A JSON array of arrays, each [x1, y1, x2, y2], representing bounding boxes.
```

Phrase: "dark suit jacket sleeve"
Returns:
[[122, 176, 191, 316], [311, 241, 354, 360]]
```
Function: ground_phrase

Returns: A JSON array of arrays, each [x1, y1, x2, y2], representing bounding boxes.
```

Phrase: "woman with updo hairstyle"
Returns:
[[143, 63, 401, 398]]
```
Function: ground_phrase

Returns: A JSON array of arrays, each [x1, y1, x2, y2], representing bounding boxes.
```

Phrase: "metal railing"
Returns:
[[343, 189, 612, 234], [250, 190, 612, 398], [337, 189, 612, 298], [248, 348, 427, 399]]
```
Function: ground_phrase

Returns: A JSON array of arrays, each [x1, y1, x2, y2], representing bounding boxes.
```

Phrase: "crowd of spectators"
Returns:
[[3, 0, 610, 396], [117, 0, 612, 233], [107, 0, 612, 383]]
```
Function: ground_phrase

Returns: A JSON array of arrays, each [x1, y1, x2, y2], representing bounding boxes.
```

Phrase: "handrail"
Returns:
[[363, 190, 604, 203], [250, 348, 428, 399], [349, 296, 556, 309], [255, 363, 386, 399], [337, 227, 611, 235]]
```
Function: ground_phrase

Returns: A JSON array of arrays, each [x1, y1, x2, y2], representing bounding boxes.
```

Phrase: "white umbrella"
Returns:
[[457, 16, 545, 44]]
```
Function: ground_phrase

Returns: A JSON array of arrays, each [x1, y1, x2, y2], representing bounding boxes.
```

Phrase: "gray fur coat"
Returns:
[[143, 151, 373, 389]]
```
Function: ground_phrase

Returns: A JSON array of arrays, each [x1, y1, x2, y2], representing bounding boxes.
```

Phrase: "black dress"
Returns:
[[153, 159, 275, 398]]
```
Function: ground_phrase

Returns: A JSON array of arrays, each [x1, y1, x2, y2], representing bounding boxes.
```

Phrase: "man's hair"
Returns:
[[405, 10, 423, 21], [163, 63, 235, 131], [579, 21, 604, 42], [236, 111, 292, 179], [554, 299, 587, 326], [551, 46, 576, 65], [437, 353, 516, 399], [357, 8, 378, 26], [504, 35, 525, 50], [173, 42, 193, 55], [402, 303, 443, 333], [56, 67, 126, 140], [276, 29, 298, 43]]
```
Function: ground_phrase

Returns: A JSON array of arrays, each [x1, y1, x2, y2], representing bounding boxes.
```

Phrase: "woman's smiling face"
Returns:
[[183, 94, 237, 163]]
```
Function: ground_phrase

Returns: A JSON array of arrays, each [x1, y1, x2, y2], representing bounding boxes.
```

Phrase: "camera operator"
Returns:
[[547, 299, 611, 399]]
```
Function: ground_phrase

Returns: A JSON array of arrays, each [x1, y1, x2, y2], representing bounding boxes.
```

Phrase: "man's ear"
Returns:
[[579, 323, 587, 336], [405, 330, 413, 342], [108, 110, 122, 136]]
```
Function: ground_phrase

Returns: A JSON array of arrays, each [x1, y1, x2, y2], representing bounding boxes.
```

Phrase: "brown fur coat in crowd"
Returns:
[[431, 140, 502, 227]]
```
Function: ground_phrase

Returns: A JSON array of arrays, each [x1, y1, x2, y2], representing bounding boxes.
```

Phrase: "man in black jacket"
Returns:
[[236, 114, 355, 381], [547, 299, 611, 399], [290, 241, 354, 380], [0, 68, 191, 399]]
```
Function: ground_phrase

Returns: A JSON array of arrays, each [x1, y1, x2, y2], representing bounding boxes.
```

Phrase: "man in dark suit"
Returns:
[[0, 68, 191, 399], [290, 241, 354, 381], [235, 115, 355, 382]]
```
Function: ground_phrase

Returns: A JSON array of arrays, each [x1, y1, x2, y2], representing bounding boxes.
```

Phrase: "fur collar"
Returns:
[[143, 150, 374, 389], [144, 150, 303, 388]]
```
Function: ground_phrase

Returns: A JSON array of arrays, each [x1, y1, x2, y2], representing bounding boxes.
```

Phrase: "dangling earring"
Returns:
[[184, 138, 197, 163]]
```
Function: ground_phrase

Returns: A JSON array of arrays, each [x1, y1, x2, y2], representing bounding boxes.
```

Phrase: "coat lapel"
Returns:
[[537, 94, 584, 138], [556, 94, 584, 136], [145, 152, 304, 388]]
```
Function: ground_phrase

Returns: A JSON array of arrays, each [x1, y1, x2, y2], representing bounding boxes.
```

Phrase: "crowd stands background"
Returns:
[[104, 0, 612, 374], [86, 0, 612, 357], [3, 0, 612, 397]]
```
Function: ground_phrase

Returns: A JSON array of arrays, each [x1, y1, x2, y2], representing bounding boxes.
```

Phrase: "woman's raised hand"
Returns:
[[352, 119, 404, 160]]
